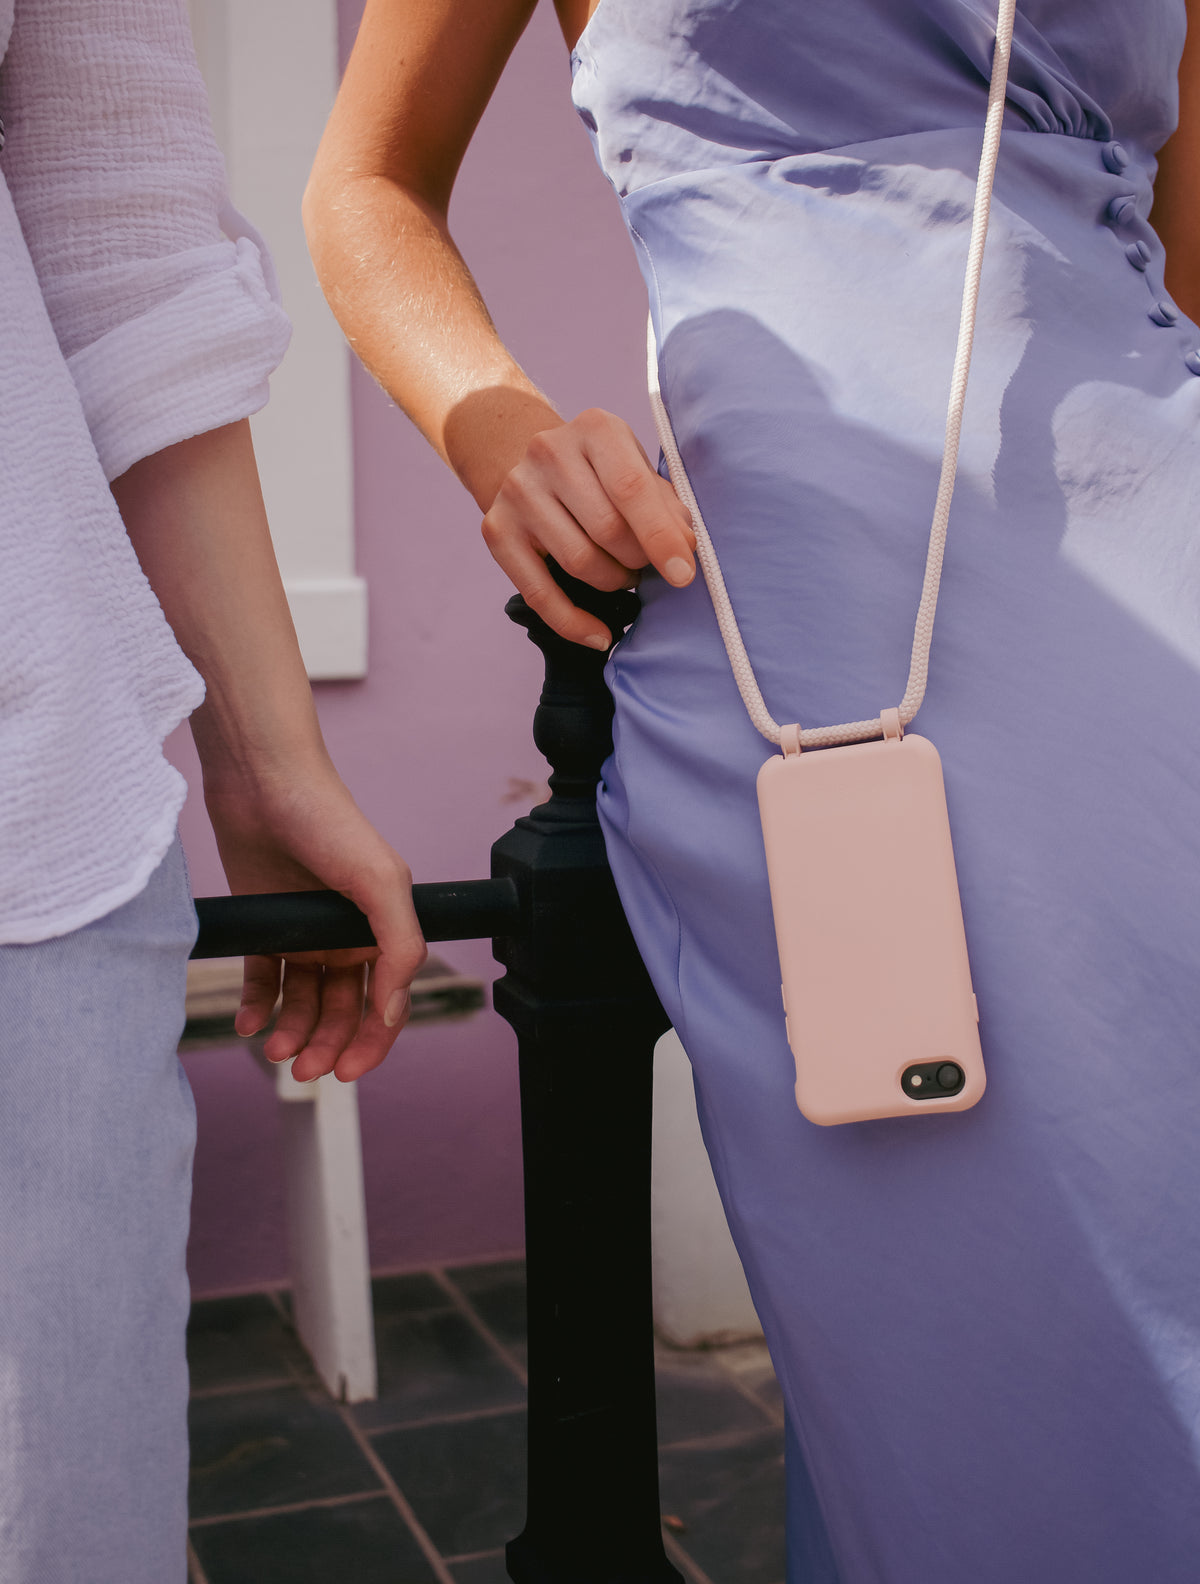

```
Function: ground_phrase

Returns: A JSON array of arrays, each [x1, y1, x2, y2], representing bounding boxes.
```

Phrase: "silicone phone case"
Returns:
[[757, 732, 985, 1125]]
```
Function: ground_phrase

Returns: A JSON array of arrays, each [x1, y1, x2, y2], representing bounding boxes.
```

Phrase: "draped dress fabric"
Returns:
[[572, 3, 1200, 1579]]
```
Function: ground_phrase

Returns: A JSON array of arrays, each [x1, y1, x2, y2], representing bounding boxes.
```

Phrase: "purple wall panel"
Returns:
[[173, 2, 653, 1294]]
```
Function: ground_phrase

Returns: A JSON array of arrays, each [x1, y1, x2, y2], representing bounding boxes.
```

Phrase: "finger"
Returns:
[[550, 465, 648, 574], [352, 859, 426, 1032], [517, 428, 650, 575], [333, 967, 411, 1084], [237, 955, 281, 1036], [486, 480, 633, 604], [290, 962, 369, 1083], [483, 523, 614, 649], [581, 417, 696, 584], [262, 962, 322, 1064], [503, 477, 642, 593], [324, 856, 423, 1081]]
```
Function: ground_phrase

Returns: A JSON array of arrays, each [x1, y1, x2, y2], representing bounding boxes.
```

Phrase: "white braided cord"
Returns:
[[646, 0, 1016, 749]]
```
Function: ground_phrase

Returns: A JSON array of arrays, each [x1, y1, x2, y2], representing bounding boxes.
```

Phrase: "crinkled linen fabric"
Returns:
[[573, 3, 1200, 1579], [0, 0, 291, 943]]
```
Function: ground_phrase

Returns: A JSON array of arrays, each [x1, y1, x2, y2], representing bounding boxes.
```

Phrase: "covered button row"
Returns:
[[1111, 219, 1174, 324], [1100, 145, 1189, 339]]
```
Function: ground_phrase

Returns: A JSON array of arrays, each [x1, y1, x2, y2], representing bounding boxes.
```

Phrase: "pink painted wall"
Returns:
[[174, 2, 654, 1295]]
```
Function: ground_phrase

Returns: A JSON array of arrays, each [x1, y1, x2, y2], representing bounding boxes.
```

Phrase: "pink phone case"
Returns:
[[757, 732, 985, 1125]]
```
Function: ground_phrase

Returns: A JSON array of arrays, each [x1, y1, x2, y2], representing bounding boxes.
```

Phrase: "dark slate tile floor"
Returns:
[[187, 1261, 785, 1584]]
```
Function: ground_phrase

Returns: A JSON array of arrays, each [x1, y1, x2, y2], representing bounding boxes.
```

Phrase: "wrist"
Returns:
[[192, 696, 333, 804], [444, 384, 565, 510]]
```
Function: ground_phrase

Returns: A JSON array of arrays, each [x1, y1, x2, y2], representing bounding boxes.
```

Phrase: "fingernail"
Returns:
[[584, 633, 610, 650], [384, 988, 409, 1028], [665, 557, 695, 587]]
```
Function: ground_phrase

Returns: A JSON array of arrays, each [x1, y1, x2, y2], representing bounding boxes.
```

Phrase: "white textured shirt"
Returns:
[[0, 0, 291, 942]]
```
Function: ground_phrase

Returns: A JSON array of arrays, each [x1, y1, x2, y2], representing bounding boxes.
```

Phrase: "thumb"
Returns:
[[351, 851, 427, 1023]]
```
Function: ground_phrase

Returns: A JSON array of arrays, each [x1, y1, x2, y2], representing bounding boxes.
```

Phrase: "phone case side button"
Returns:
[[971, 992, 979, 1023]]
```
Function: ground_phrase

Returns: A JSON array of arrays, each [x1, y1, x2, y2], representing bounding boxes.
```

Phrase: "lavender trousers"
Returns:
[[0, 836, 196, 1583]]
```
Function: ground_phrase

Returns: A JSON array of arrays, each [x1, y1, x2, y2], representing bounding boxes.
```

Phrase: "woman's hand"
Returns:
[[205, 758, 426, 1085], [481, 409, 697, 648], [111, 419, 426, 1085]]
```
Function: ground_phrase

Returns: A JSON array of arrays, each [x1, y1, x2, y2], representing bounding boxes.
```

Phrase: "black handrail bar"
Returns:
[[192, 877, 519, 958]]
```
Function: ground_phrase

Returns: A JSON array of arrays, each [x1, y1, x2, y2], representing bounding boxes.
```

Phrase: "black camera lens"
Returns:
[[936, 1063, 962, 1091]]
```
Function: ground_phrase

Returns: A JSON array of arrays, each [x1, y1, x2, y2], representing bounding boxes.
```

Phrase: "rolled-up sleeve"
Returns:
[[0, 0, 291, 480]]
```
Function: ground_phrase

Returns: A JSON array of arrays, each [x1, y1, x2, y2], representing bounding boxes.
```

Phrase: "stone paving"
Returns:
[[186, 1259, 785, 1584]]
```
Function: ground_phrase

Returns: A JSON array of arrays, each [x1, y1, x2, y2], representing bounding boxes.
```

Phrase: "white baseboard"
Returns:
[[284, 576, 368, 681], [652, 1028, 763, 1348]]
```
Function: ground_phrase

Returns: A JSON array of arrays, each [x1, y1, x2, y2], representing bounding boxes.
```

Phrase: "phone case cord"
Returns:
[[645, 0, 1016, 749]]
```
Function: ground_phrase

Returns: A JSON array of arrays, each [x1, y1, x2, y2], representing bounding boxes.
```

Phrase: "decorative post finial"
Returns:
[[504, 561, 641, 815]]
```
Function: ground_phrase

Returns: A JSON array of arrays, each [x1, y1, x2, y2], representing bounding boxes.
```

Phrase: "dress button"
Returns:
[[1102, 141, 1130, 174], [1149, 301, 1180, 327], [1107, 194, 1138, 225], [1125, 240, 1152, 271], [1184, 351, 1200, 376]]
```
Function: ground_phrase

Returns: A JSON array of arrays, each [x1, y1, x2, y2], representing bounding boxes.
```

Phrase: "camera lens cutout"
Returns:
[[901, 1060, 964, 1100]]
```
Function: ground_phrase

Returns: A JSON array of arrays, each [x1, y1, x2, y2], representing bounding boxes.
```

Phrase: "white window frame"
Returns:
[[187, 0, 367, 680]]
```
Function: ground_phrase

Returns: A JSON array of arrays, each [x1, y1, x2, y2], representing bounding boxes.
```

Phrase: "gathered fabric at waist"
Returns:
[[621, 126, 1159, 258], [623, 127, 1194, 408]]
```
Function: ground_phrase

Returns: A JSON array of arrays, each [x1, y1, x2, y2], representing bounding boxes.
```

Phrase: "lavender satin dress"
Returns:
[[572, 4, 1200, 1579]]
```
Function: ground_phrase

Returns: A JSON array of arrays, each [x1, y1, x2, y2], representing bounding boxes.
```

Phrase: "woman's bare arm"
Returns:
[[304, 0, 543, 501], [113, 421, 426, 1083], [303, 0, 694, 648], [1151, 0, 1200, 324]]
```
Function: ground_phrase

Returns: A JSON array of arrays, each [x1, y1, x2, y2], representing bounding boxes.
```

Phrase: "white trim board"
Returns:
[[187, 0, 367, 680], [285, 577, 369, 682]]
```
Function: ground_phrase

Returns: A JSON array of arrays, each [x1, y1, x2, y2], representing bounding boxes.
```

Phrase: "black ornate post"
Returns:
[[191, 566, 681, 1580], [491, 568, 680, 1584]]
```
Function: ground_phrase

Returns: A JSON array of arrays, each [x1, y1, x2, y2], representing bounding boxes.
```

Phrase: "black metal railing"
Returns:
[[192, 567, 681, 1584]]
